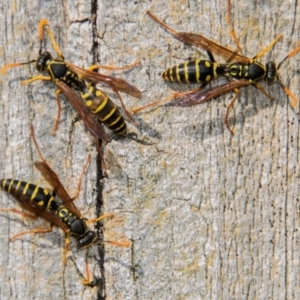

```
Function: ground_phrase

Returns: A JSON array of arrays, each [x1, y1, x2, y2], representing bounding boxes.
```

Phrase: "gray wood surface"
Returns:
[[1, 0, 300, 299]]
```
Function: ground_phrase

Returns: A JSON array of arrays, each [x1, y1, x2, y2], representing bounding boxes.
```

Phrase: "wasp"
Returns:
[[134, 1, 300, 134], [0, 126, 130, 284], [1, 19, 142, 141]]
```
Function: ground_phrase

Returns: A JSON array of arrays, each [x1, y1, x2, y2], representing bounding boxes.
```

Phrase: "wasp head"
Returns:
[[36, 51, 53, 72]]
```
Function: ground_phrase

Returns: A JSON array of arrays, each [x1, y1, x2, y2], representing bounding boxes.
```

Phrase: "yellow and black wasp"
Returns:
[[134, 1, 300, 134], [0, 126, 130, 284], [1, 19, 142, 142]]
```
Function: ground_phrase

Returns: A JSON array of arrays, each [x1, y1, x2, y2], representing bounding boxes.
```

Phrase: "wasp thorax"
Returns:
[[36, 51, 53, 72], [265, 61, 277, 84]]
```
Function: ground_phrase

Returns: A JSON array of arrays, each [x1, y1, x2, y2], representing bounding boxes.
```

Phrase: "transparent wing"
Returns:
[[56, 81, 112, 142], [68, 64, 142, 99]]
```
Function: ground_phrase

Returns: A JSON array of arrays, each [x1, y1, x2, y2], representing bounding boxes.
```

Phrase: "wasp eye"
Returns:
[[36, 51, 52, 72]]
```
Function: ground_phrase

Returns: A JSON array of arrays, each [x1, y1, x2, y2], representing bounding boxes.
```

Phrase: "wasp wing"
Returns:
[[56, 81, 112, 142], [34, 161, 82, 218], [68, 64, 142, 99], [168, 79, 252, 107], [2, 186, 70, 231], [147, 11, 250, 64]]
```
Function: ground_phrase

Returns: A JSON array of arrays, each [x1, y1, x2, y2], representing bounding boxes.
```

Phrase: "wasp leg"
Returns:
[[0, 208, 37, 219], [104, 239, 131, 247], [132, 97, 170, 113], [72, 154, 91, 202], [88, 60, 141, 72], [276, 44, 300, 108], [132, 87, 203, 113], [39, 19, 64, 60], [88, 214, 130, 248], [63, 232, 71, 265], [225, 90, 240, 135], [21, 75, 52, 85], [253, 82, 275, 101], [30, 124, 47, 164], [87, 213, 114, 224], [227, 0, 242, 53], [9, 224, 54, 242], [114, 90, 139, 127], [51, 89, 63, 135], [82, 256, 92, 286], [279, 82, 298, 108]]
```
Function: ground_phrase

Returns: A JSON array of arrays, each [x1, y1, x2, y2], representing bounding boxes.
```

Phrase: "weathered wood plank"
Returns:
[[0, 0, 300, 300]]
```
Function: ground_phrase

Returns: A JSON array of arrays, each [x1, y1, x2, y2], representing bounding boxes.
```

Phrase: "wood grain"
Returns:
[[0, 0, 300, 299]]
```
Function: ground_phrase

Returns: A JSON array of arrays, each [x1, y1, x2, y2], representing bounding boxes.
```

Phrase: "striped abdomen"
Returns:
[[162, 60, 225, 84], [0, 178, 96, 248], [0, 179, 56, 210], [80, 84, 127, 136]]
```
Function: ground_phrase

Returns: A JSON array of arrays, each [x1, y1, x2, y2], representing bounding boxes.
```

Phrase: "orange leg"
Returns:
[[114, 90, 139, 127], [63, 233, 71, 266], [72, 154, 92, 201], [279, 82, 298, 108], [51, 89, 63, 136], [30, 124, 47, 163], [132, 88, 202, 113], [82, 249, 92, 285], [9, 224, 53, 242], [104, 239, 131, 248], [253, 83, 274, 101], [21, 75, 52, 85], [0, 208, 37, 219], [87, 213, 130, 248], [88, 60, 141, 72], [276, 44, 300, 108], [87, 213, 114, 224], [225, 91, 239, 135], [39, 19, 64, 59], [227, 0, 242, 53]]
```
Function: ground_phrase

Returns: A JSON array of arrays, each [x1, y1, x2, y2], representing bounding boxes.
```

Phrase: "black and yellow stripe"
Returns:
[[36, 52, 127, 138], [81, 84, 127, 136], [0, 178, 96, 248], [56, 205, 90, 239], [0, 179, 56, 209], [228, 61, 266, 82], [42, 55, 83, 89], [47, 55, 127, 136], [162, 60, 225, 84]]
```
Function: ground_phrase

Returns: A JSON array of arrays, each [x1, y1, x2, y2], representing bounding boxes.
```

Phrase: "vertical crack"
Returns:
[[90, 0, 106, 299], [91, 0, 100, 65]]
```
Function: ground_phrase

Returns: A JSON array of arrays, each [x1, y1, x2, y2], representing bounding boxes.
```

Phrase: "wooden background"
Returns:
[[1, 0, 300, 299]]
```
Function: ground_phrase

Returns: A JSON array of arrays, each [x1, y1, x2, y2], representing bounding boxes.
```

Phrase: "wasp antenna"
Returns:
[[253, 35, 283, 60], [278, 44, 300, 70], [1, 60, 36, 75], [278, 81, 299, 108], [146, 11, 178, 36], [30, 124, 46, 163], [103, 240, 131, 248]]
